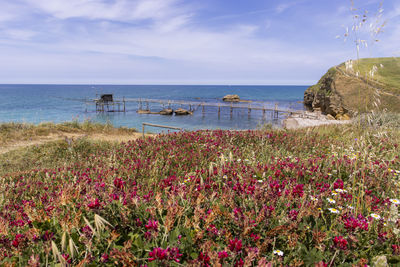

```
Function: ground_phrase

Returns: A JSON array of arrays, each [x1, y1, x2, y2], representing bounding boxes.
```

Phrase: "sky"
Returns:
[[0, 0, 399, 85]]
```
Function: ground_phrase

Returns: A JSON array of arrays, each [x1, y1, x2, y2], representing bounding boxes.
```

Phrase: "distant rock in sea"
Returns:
[[222, 94, 240, 102]]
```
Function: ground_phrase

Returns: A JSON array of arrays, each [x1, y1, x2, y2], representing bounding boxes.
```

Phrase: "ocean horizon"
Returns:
[[0, 84, 307, 132]]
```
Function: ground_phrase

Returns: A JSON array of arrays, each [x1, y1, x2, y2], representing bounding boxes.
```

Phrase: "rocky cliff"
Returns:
[[304, 57, 400, 118]]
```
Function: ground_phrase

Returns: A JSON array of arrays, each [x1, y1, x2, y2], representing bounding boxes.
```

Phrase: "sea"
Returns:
[[0, 84, 307, 133]]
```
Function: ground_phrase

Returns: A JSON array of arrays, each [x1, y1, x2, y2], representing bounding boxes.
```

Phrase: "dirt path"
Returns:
[[0, 132, 150, 155]]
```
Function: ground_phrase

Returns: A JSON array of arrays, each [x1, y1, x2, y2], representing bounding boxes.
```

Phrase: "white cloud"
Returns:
[[276, 4, 291, 14], [3, 29, 37, 40], [0, 0, 392, 84], [23, 0, 186, 22]]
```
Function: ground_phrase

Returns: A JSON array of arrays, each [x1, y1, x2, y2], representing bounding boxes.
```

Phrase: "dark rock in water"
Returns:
[[159, 108, 173, 115], [174, 108, 193, 115], [222, 94, 240, 102]]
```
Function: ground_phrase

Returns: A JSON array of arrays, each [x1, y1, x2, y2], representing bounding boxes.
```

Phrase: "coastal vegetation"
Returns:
[[304, 57, 400, 118], [0, 121, 399, 266]]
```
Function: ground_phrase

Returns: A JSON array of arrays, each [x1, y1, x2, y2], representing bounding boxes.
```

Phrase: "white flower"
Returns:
[[273, 250, 284, 256], [331, 192, 338, 196], [335, 189, 347, 193], [347, 205, 354, 210], [327, 198, 336, 204], [389, 199, 400, 205], [328, 208, 340, 214], [310, 196, 318, 201], [223, 175, 228, 179], [370, 213, 381, 220], [237, 159, 242, 162]]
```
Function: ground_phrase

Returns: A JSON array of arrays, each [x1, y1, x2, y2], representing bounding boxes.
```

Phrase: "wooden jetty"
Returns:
[[94, 94, 126, 113], [87, 96, 306, 119]]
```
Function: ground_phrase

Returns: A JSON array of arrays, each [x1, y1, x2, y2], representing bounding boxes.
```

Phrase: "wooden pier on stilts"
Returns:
[[87, 96, 308, 119]]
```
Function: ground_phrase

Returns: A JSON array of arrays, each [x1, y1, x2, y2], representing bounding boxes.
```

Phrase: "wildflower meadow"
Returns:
[[0, 126, 399, 266]]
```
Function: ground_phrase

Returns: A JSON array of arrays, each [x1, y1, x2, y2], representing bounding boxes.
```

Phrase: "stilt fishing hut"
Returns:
[[95, 94, 125, 112]]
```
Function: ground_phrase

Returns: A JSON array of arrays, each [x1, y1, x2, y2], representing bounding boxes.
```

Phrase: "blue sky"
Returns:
[[0, 0, 398, 85]]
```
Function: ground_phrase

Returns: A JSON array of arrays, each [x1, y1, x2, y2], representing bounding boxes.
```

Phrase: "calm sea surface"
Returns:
[[0, 84, 307, 133]]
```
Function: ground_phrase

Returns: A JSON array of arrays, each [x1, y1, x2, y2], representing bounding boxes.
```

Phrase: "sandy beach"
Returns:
[[283, 112, 352, 129]]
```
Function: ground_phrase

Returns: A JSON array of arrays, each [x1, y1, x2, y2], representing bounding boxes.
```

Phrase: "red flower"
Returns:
[[218, 251, 229, 259], [228, 238, 243, 253], [333, 236, 348, 250], [88, 198, 101, 209], [12, 234, 24, 248], [392, 244, 400, 255], [198, 252, 211, 266]]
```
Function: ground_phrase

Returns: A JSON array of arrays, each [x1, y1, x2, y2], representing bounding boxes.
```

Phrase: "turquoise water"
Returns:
[[0, 84, 307, 132]]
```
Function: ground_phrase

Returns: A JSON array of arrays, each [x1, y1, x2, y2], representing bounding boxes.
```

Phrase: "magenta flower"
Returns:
[[228, 238, 243, 253], [88, 198, 101, 209], [333, 236, 348, 250], [218, 251, 229, 259]]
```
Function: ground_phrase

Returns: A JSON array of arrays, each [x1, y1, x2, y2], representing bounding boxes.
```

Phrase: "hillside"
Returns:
[[304, 57, 400, 118]]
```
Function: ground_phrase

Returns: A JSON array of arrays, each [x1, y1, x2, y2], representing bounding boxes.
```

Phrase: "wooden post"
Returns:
[[248, 104, 251, 116], [123, 97, 126, 112], [218, 105, 221, 117], [202, 104, 205, 115], [146, 101, 149, 110], [230, 103, 233, 117]]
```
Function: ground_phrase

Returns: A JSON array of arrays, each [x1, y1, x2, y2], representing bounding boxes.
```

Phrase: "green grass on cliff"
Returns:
[[307, 57, 400, 114], [338, 57, 400, 93]]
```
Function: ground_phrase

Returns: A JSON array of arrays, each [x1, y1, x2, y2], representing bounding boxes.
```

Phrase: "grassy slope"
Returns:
[[308, 57, 400, 113], [338, 57, 400, 93], [0, 121, 138, 175], [0, 121, 137, 145]]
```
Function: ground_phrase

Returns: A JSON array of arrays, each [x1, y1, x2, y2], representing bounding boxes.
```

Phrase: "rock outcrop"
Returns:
[[304, 68, 350, 118], [174, 108, 193, 115], [305, 57, 400, 117], [159, 108, 173, 115], [222, 94, 240, 102]]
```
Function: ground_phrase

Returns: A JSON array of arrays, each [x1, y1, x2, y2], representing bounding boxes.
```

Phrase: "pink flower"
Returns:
[[333, 236, 348, 250], [145, 219, 158, 231], [218, 251, 229, 259], [198, 252, 211, 266], [228, 238, 243, 253], [88, 198, 101, 209], [113, 178, 126, 189], [148, 247, 182, 263], [101, 253, 109, 262], [12, 234, 24, 248], [235, 258, 244, 267]]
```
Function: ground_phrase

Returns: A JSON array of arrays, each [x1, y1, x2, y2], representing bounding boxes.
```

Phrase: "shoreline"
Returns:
[[283, 112, 352, 129]]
